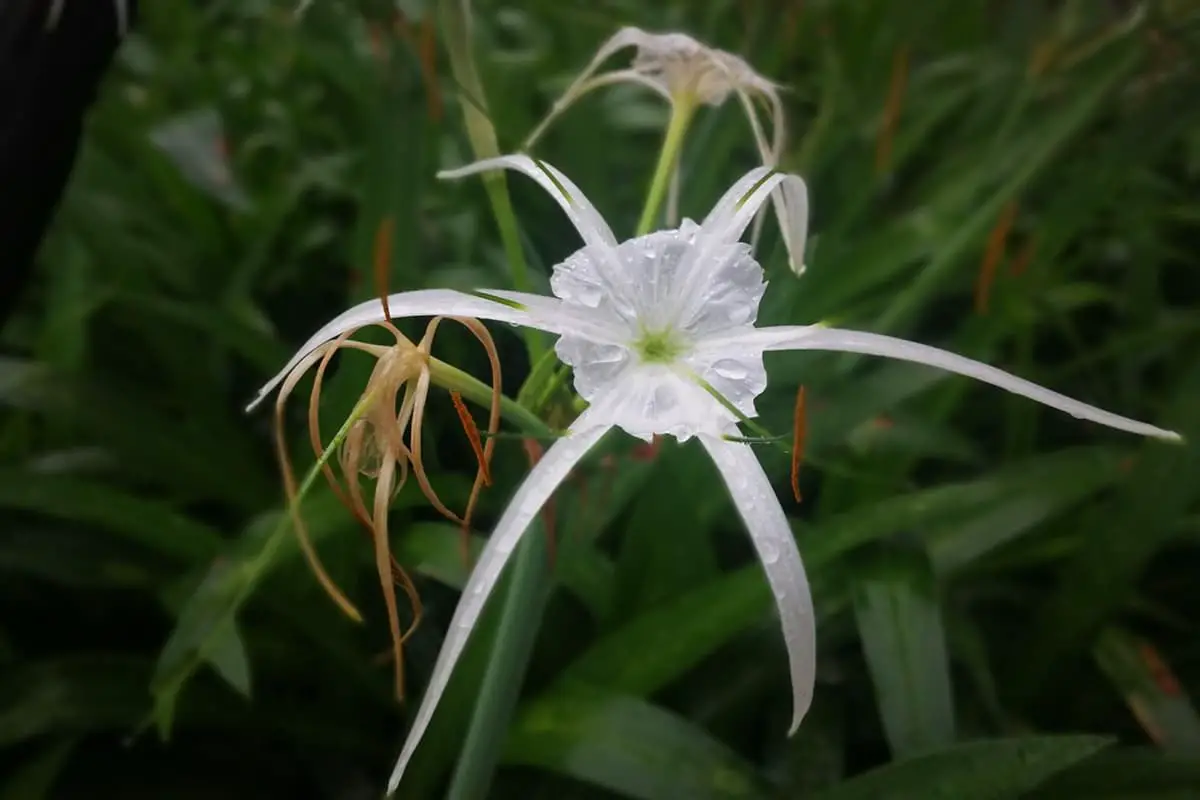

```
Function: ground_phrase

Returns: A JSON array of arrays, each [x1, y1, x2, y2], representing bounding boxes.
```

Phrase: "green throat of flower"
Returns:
[[633, 328, 687, 364]]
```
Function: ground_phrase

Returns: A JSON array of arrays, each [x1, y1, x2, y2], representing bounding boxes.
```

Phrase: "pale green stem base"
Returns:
[[446, 524, 550, 800], [427, 360, 557, 797], [636, 97, 697, 237]]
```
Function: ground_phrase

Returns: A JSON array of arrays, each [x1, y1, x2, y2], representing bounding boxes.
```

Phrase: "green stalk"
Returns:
[[429, 351, 557, 800], [430, 5, 559, 793], [428, 358, 553, 436], [445, 523, 550, 800], [636, 96, 698, 236], [150, 386, 378, 734], [438, 0, 545, 363]]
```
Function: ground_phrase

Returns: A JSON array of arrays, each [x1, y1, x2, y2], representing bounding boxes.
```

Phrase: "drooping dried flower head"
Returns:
[[272, 314, 501, 700]]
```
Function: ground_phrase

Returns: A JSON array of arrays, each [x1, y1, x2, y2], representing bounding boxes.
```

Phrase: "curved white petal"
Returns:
[[483, 289, 629, 345], [735, 88, 776, 257], [698, 167, 809, 262], [386, 413, 612, 795], [699, 326, 1183, 441], [771, 173, 810, 277], [594, 68, 676, 103], [730, 92, 806, 277], [248, 288, 604, 412], [437, 155, 617, 250], [524, 69, 674, 150], [698, 434, 816, 733], [580, 364, 736, 442], [523, 26, 673, 151], [665, 169, 804, 336]]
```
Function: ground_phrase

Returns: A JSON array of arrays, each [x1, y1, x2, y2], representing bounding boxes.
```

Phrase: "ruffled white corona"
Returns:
[[248, 156, 1180, 797], [523, 27, 803, 274]]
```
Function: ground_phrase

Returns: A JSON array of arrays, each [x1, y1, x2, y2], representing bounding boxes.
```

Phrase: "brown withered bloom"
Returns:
[[272, 314, 501, 700]]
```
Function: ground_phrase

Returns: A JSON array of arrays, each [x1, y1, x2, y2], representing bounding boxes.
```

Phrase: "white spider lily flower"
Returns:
[[248, 157, 1180, 796], [523, 27, 801, 273]]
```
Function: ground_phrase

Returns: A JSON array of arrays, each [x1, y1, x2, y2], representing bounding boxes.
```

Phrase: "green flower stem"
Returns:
[[428, 354, 556, 800], [446, 520, 550, 800], [150, 386, 378, 735], [429, 358, 553, 437], [483, 181, 546, 364], [438, 0, 545, 364], [636, 95, 697, 236]]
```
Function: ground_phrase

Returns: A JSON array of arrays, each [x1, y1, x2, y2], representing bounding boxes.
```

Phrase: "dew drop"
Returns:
[[760, 537, 780, 565], [712, 359, 748, 381], [575, 284, 603, 307]]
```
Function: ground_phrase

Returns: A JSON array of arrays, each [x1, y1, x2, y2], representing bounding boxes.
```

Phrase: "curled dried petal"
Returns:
[[276, 340, 363, 623]]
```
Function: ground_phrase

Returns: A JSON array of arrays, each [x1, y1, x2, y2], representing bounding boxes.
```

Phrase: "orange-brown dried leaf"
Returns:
[[274, 346, 363, 623], [790, 385, 807, 503], [418, 16, 443, 122], [875, 44, 910, 175], [373, 216, 394, 321], [372, 454, 407, 700], [451, 391, 491, 487], [975, 201, 1018, 314], [1009, 237, 1036, 278]]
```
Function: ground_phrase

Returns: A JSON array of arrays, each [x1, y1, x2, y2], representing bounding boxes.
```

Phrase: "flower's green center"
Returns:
[[633, 328, 686, 364]]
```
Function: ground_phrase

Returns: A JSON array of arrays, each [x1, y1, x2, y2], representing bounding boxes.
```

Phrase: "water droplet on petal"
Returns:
[[760, 537, 780, 565], [713, 358, 748, 381]]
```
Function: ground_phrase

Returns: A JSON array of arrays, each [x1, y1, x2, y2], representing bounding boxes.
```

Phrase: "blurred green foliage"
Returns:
[[2, 0, 1200, 797]]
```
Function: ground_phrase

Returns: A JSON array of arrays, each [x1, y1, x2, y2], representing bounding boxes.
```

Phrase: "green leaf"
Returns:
[[148, 108, 252, 210], [1094, 628, 1200, 755], [0, 472, 223, 564], [799, 446, 1123, 573], [394, 521, 616, 621], [150, 492, 356, 734], [873, 40, 1141, 336], [505, 687, 766, 800], [1027, 749, 1200, 798], [616, 445, 722, 619], [554, 567, 771, 697], [0, 656, 152, 747], [922, 446, 1126, 573], [853, 550, 955, 757], [0, 527, 167, 589], [1022, 360, 1200, 698], [205, 620, 252, 699], [0, 358, 271, 510], [813, 736, 1113, 800], [0, 739, 76, 800]]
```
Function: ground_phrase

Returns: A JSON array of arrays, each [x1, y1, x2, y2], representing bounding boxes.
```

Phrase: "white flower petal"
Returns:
[[576, 365, 735, 442], [523, 26, 667, 149], [730, 93, 806, 276], [524, 68, 674, 150], [684, 345, 768, 419], [660, 169, 806, 339], [771, 173, 810, 277], [551, 221, 764, 342], [698, 167, 808, 259], [386, 413, 612, 795], [248, 288, 593, 412], [483, 288, 628, 345], [699, 434, 816, 733], [437, 155, 618, 250], [698, 326, 1183, 441]]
